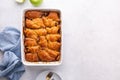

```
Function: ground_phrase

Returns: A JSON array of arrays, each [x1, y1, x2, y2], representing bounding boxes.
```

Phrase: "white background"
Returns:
[[0, 0, 120, 80]]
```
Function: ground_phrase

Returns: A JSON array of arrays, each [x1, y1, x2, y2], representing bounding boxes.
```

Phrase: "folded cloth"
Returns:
[[0, 27, 25, 80]]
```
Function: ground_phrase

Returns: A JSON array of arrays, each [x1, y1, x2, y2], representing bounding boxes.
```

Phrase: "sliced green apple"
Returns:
[[16, 0, 25, 3]]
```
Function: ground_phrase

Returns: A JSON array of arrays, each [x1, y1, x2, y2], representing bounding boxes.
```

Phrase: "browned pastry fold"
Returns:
[[34, 29, 47, 36], [25, 53, 39, 62], [25, 11, 43, 19], [47, 12, 60, 21], [46, 26, 60, 34], [24, 28, 47, 39], [26, 46, 40, 53], [26, 18, 45, 29], [45, 48, 60, 58], [24, 28, 38, 40], [46, 34, 61, 42], [42, 17, 57, 27], [38, 36, 47, 47], [38, 50, 55, 61], [24, 38, 37, 47], [48, 41, 61, 51]]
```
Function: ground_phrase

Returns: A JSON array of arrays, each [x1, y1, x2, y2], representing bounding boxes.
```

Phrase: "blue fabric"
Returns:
[[0, 27, 25, 80]]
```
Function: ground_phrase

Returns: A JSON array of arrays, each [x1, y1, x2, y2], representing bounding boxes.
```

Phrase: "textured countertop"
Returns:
[[0, 0, 120, 80]]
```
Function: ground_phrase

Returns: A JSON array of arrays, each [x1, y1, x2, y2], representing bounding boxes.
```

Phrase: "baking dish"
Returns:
[[21, 9, 62, 66]]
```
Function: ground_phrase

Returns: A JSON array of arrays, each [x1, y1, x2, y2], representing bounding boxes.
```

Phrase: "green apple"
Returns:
[[30, 0, 43, 6]]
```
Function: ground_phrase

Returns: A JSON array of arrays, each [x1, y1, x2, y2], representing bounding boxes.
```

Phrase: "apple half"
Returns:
[[30, 0, 43, 6]]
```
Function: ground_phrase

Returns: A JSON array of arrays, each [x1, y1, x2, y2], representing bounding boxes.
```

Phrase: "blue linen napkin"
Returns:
[[0, 27, 25, 80]]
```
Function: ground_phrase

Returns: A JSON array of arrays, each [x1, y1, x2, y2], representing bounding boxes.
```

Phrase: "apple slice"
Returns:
[[16, 0, 25, 3]]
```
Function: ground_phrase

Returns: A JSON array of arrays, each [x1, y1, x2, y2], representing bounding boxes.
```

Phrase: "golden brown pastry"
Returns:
[[46, 34, 61, 42], [24, 38, 37, 47], [38, 50, 55, 61], [26, 18, 45, 29], [34, 29, 47, 36], [48, 41, 61, 51], [26, 46, 40, 53], [42, 17, 56, 27], [24, 28, 38, 40], [25, 11, 42, 19], [46, 26, 60, 34], [38, 36, 47, 47], [25, 53, 39, 62], [24, 28, 47, 39], [24, 10, 61, 62], [47, 12, 60, 21], [45, 48, 60, 58]]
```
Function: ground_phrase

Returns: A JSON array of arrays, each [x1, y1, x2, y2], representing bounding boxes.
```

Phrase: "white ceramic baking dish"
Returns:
[[21, 9, 62, 66]]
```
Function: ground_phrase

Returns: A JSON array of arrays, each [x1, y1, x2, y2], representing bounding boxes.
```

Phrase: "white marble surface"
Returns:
[[0, 0, 120, 80]]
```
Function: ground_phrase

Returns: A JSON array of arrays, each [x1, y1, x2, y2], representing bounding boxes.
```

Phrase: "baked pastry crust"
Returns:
[[42, 17, 57, 27], [26, 18, 45, 29], [24, 10, 61, 62], [48, 41, 61, 51], [25, 53, 39, 62], [46, 25, 60, 34], [45, 48, 60, 58], [46, 34, 61, 42], [38, 36, 47, 47], [47, 12, 60, 21], [26, 46, 40, 53], [34, 29, 47, 36], [38, 50, 55, 61], [24, 28, 47, 40], [24, 28, 38, 40], [24, 38, 37, 47], [25, 11, 43, 19]]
